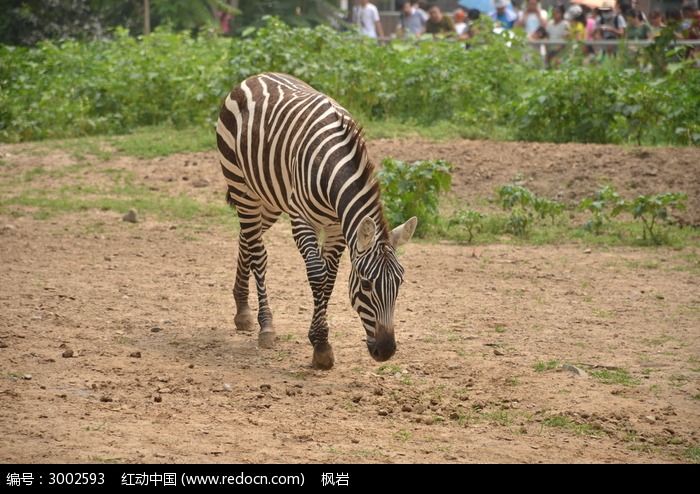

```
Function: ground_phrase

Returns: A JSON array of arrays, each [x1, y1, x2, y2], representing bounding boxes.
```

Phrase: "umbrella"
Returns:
[[457, 0, 496, 13]]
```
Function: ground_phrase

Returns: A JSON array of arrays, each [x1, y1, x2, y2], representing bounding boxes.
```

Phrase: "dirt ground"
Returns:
[[1, 138, 699, 464]]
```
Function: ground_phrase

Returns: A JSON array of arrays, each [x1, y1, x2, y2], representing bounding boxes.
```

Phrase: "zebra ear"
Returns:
[[390, 216, 418, 248], [356, 215, 377, 254]]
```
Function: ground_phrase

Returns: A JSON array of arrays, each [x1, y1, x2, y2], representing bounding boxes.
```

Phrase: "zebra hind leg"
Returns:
[[233, 232, 256, 333], [233, 200, 280, 348]]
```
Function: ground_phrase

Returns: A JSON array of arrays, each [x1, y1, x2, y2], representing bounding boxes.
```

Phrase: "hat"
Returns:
[[599, 0, 614, 10], [494, 0, 508, 8], [565, 4, 583, 20]]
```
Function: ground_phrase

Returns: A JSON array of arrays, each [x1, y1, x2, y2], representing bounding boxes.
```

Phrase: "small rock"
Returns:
[[158, 388, 172, 394], [223, 383, 232, 392], [100, 396, 113, 402], [373, 387, 383, 396], [583, 248, 592, 254], [192, 179, 210, 188], [430, 398, 439, 406], [154, 395, 162, 403], [449, 412, 460, 420], [1, 224, 17, 233], [351, 438, 359, 444], [285, 387, 297, 397], [423, 417, 435, 426], [643, 415, 656, 424], [157, 376, 169, 383], [351, 394, 363, 403], [414, 404, 426, 414], [378, 409, 389, 416], [0, 341, 8, 348], [188, 364, 195, 369], [62, 349, 74, 358], [23, 374, 32, 380], [129, 351, 141, 358], [562, 364, 588, 378], [150, 326, 162, 333], [122, 209, 138, 223], [260, 384, 271, 392], [493, 348, 505, 356], [402, 404, 413, 412]]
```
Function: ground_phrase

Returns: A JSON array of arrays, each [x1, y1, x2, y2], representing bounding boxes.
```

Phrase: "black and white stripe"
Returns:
[[216, 73, 416, 368]]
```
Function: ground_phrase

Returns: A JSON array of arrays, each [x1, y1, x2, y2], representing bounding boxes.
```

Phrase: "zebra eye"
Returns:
[[360, 279, 373, 292]]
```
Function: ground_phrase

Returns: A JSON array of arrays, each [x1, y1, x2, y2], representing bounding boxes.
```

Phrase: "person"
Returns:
[[352, 0, 385, 39], [491, 0, 518, 29], [425, 4, 455, 36], [398, 1, 427, 37], [649, 9, 665, 38], [565, 4, 586, 42], [596, 0, 626, 41], [625, 9, 651, 39], [516, 0, 548, 37], [680, 1, 700, 58], [454, 8, 468, 37], [546, 5, 570, 65]]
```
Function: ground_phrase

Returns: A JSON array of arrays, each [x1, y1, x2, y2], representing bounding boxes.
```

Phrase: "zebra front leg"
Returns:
[[291, 218, 334, 369]]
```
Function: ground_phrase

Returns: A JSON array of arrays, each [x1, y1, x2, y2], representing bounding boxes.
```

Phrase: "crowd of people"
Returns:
[[349, 0, 700, 64]]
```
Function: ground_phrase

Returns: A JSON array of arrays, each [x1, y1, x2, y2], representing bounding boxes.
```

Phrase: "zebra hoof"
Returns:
[[234, 310, 256, 332], [258, 330, 276, 349], [312, 342, 334, 370]]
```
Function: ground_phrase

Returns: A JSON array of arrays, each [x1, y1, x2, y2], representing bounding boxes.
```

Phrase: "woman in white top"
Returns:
[[516, 0, 548, 36]]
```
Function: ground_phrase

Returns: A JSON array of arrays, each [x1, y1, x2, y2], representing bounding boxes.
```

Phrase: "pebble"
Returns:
[[100, 396, 113, 402], [154, 395, 162, 403], [122, 209, 138, 223], [62, 349, 74, 358], [129, 351, 142, 358], [260, 384, 272, 391]]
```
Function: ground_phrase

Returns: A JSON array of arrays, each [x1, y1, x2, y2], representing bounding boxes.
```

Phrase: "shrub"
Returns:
[[377, 158, 452, 237]]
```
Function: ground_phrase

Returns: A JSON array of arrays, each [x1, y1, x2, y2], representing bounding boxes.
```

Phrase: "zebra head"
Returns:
[[349, 215, 418, 362]]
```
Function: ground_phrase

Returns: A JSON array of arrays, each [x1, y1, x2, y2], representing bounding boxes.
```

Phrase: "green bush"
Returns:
[[578, 185, 624, 235], [495, 184, 564, 237], [449, 209, 484, 243], [0, 17, 697, 145], [621, 192, 688, 244], [377, 158, 452, 237]]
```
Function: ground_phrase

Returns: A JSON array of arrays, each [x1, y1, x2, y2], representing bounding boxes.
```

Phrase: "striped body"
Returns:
[[216, 73, 416, 368]]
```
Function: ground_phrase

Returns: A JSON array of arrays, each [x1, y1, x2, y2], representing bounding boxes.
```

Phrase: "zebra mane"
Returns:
[[340, 116, 390, 241]]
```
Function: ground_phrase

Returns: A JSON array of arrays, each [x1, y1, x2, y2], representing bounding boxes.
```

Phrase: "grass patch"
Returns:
[[108, 125, 214, 159], [589, 368, 640, 386], [684, 446, 700, 463], [25, 125, 214, 161], [0, 183, 232, 224], [542, 415, 604, 437], [377, 364, 403, 375], [481, 410, 512, 426], [393, 430, 411, 442], [534, 360, 559, 372], [362, 118, 513, 142]]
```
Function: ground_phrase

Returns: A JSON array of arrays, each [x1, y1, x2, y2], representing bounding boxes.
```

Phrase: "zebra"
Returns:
[[216, 72, 417, 369]]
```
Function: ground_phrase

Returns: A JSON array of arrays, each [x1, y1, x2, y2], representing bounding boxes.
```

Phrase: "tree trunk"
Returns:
[[144, 0, 151, 35]]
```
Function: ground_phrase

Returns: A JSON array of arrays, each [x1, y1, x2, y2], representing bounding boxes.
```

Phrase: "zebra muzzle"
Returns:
[[368, 326, 396, 362]]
